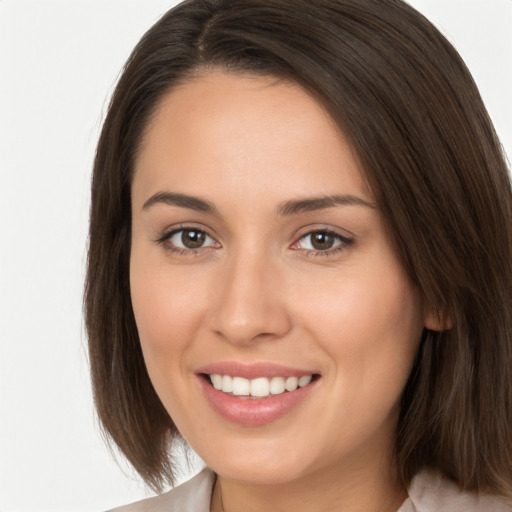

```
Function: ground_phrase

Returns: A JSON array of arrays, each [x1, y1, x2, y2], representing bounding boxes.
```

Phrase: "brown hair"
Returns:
[[85, 0, 512, 494]]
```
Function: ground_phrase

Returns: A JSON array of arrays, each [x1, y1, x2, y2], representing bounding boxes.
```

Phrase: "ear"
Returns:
[[424, 307, 453, 332]]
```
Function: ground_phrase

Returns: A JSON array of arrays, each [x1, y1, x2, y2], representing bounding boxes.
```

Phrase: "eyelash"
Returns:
[[155, 226, 354, 257], [155, 226, 219, 256], [293, 229, 354, 257]]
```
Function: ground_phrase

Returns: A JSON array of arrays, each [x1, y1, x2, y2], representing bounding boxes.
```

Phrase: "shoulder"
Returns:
[[106, 467, 216, 512], [402, 469, 512, 512]]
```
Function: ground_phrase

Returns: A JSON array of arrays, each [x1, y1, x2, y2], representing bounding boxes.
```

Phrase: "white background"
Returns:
[[0, 1, 510, 511]]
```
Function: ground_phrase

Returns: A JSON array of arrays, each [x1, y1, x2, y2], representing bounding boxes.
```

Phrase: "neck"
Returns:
[[211, 457, 407, 512]]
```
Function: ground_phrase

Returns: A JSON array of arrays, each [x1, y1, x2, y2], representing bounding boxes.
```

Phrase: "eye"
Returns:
[[295, 230, 352, 254], [164, 228, 218, 250]]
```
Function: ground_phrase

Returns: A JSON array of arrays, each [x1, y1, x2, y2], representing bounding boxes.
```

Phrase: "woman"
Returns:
[[85, 0, 512, 510]]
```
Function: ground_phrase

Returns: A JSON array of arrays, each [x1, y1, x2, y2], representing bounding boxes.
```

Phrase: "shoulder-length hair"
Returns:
[[85, 0, 512, 494]]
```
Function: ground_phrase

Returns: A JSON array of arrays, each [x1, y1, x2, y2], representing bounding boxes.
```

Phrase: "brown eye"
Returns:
[[181, 229, 206, 249], [166, 228, 217, 250], [296, 230, 350, 253], [310, 232, 336, 250]]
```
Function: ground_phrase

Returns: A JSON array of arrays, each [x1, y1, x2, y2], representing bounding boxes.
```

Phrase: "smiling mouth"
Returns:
[[203, 373, 320, 399]]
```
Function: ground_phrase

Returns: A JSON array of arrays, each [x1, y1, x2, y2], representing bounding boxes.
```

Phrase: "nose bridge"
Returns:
[[211, 244, 291, 344]]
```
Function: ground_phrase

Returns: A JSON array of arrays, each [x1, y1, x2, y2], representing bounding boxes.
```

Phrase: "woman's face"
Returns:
[[130, 72, 427, 485]]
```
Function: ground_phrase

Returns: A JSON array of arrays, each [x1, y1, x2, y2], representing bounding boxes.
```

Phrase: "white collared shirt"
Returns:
[[109, 466, 512, 512]]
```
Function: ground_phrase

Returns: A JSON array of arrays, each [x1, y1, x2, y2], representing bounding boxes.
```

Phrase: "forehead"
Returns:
[[132, 71, 371, 209]]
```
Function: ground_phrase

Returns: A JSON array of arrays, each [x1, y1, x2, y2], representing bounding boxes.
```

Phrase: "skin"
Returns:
[[130, 71, 434, 512]]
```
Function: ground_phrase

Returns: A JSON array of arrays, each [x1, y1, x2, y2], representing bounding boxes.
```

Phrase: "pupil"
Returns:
[[182, 229, 205, 249], [312, 232, 334, 250]]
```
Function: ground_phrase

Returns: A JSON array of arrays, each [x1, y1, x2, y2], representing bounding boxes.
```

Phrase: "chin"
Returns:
[[196, 432, 321, 485], [212, 458, 309, 486]]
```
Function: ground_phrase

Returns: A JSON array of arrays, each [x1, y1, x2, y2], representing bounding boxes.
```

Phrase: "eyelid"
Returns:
[[155, 223, 221, 253], [154, 223, 354, 257], [290, 227, 355, 256], [169, 229, 217, 249]]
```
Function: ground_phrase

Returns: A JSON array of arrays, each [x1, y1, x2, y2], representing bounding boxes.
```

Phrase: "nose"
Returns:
[[209, 250, 292, 345]]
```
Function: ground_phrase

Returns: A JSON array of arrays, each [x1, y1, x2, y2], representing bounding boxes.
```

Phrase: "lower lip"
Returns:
[[198, 376, 318, 427]]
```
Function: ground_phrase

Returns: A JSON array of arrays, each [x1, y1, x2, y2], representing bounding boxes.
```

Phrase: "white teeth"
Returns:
[[232, 377, 250, 396], [209, 374, 314, 398], [269, 376, 285, 395], [222, 375, 233, 393], [211, 374, 222, 390], [298, 375, 312, 387], [250, 377, 270, 397], [285, 376, 298, 392]]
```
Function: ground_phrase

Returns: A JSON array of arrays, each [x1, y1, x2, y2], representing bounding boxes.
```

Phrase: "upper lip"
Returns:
[[196, 362, 318, 380]]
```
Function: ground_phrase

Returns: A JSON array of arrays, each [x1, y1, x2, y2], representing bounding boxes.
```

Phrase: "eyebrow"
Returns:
[[142, 191, 217, 213], [277, 195, 376, 216], [142, 191, 376, 215]]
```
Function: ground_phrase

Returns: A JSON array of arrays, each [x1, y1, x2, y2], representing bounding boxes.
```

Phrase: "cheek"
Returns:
[[295, 257, 423, 400], [299, 273, 421, 340], [129, 247, 209, 361], [129, 248, 214, 424], [304, 269, 423, 446]]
